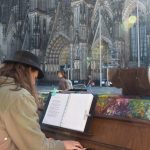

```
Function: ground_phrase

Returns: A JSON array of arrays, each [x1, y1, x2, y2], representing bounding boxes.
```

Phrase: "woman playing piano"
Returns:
[[0, 51, 84, 150]]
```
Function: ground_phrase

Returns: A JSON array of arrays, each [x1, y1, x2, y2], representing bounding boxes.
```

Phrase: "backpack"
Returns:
[[66, 79, 73, 89]]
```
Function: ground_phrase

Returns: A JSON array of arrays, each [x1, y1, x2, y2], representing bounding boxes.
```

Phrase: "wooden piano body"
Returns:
[[41, 67, 150, 150], [42, 116, 150, 150]]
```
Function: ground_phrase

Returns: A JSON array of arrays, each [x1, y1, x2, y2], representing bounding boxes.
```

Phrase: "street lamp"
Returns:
[[136, 0, 140, 67], [70, 43, 73, 80], [99, 5, 102, 87]]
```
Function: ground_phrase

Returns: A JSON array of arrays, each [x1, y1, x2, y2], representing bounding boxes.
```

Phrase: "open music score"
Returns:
[[42, 93, 94, 132]]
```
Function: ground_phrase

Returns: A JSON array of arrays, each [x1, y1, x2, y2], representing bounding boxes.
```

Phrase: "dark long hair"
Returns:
[[0, 63, 40, 107]]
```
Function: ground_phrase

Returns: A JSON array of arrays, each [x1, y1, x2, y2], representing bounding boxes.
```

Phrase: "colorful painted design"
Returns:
[[95, 94, 150, 121], [40, 93, 49, 102], [40, 92, 150, 121], [51, 88, 59, 96], [39, 88, 59, 101]]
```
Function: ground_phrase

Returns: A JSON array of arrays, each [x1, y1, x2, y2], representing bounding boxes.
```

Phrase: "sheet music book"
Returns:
[[42, 93, 94, 132]]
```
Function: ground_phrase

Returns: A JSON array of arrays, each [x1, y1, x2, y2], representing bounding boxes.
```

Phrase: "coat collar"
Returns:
[[0, 76, 15, 86]]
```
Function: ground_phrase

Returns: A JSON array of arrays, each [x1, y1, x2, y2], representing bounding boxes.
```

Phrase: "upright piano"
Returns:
[[41, 93, 150, 150], [42, 115, 150, 150], [41, 68, 150, 150]]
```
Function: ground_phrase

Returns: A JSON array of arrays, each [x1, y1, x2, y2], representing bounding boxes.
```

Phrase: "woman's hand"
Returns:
[[63, 140, 86, 150]]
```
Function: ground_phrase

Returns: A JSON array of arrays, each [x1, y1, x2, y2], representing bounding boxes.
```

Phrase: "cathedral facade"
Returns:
[[0, 0, 150, 81]]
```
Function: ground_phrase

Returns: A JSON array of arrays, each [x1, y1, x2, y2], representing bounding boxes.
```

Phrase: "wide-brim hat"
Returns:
[[3, 51, 44, 79]]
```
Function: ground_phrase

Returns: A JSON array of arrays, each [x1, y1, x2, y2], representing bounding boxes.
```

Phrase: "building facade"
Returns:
[[0, 0, 150, 81], [89, 0, 150, 81]]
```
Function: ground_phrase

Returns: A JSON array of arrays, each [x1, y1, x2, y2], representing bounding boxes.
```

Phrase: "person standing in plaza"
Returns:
[[0, 51, 83, 150], [85, 75, 95, 87], [57, 70, 69, 90]]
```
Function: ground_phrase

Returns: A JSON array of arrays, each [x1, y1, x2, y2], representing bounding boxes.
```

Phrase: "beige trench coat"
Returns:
[[0, 76, 64, 150]]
